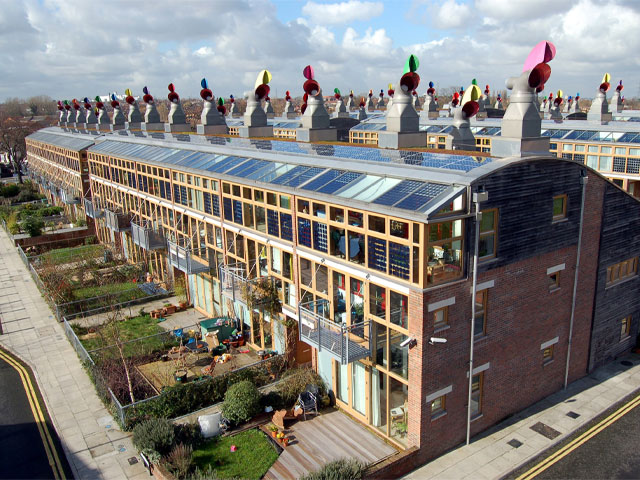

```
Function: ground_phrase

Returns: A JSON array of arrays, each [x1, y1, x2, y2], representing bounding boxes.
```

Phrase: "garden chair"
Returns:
[[296, 389, 318, 420], [173, 328, 184, 339]]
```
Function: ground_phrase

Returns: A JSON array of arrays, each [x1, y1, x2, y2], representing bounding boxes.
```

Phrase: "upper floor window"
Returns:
[[474, 290, 488, 337], [606, 257, 638, 286], [553, 194, 567, 221], [479, 209, 497, 260]]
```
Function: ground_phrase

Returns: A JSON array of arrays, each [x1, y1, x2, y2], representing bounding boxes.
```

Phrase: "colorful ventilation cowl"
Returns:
[[142, 86, 161, 125]]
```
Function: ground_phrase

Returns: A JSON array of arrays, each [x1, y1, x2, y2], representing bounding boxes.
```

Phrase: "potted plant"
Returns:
[[174, 369, 188, 383], [164, 303, 177, 315], [174, 276, 188, 309], [242, 277, 282, 318], [277, 432, 285, 443], [282, 437, 289, 447], [268, 424, 278, 438]]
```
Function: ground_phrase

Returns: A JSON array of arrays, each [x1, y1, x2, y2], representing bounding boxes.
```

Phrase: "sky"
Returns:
[[1, 0, 639, 102]]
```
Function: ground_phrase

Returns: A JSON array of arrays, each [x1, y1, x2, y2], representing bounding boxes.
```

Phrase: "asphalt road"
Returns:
[[0, 349, 73, 479], [509, 391, 640, 480]]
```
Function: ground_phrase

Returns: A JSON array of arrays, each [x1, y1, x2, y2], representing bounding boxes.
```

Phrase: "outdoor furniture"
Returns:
[[185, 339, 208, 353], [296, 390, 318, 420], [272, 408, 298, 430]]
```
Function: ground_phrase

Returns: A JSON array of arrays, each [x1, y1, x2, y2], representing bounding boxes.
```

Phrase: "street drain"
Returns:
[[621, 360, 633, 367], [507, 439, 523, 448], [127, 457, 138, 465], [566, 411, 581, 419], [530, 422, 561, 440]]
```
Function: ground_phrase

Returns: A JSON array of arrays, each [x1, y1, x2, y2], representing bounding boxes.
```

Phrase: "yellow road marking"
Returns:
[[516, 393, 640, 480], [0, 349, 66, 480]]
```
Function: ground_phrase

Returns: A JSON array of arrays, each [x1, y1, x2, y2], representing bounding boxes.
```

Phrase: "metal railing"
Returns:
[[104, 208, 131, 232], [62, 317, 94, 366], [299, 299, 371, 365], [84, 198, 104, 219], [131, 221, 165, 250], [220, 263, 248, 303], [61, 189, 81, 205], [167, 240, 212, 274]]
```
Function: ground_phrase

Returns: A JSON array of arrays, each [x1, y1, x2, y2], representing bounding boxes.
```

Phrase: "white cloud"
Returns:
[[193, 46, 214, 58], [431, 0, 473, 29], [302, 1, 383, 25]]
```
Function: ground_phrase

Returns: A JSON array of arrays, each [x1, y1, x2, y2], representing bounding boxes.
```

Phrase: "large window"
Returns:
[[606, 257, 638, 286], [427, 219, 464, 286], [479, 209, 497, 260]]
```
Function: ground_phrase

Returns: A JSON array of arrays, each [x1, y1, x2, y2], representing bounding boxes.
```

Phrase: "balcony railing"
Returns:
[[220, 263, 248, 303], [167, 240, 212, 274], [104, 208, 131, 232], [83, 198, 104, 219], [61, 189, 81, 205], [131, 221, 165, 251], [299, 299, 371, 365]]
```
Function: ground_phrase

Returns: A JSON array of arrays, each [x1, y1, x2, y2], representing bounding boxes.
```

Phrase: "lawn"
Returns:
[[72, 281, 147, 302], [76, 314, 170, 353], [39, 244, 103, 265], [192, 429, 279, 479]]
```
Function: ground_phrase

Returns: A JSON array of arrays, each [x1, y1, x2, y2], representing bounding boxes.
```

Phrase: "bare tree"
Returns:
[[0, 114, 42, 183], [99, 308, 137, 405]]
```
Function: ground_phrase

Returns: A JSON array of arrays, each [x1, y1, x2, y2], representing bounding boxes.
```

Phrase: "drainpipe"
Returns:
[[564, 172, 588, 389], [467, 190, 488, 445]]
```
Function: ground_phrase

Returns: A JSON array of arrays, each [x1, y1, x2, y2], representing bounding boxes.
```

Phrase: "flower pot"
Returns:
[[271, 431, 277, 438], [174, 370, 188, 383], [282, 438, 289, 447], [179, 301, 188, 310], [165, 305, 177, 314]]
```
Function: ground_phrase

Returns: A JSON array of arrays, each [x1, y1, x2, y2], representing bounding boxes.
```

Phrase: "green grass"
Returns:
[[39, 244, 104, 265], [72, 281, 147, 301], [77, 315, 168, 352], [192, 429, 279, 479]]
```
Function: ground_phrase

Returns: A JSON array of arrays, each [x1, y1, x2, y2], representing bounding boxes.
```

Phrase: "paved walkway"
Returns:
[[406, 353, 640, 479], [0, 229, 148, 480]]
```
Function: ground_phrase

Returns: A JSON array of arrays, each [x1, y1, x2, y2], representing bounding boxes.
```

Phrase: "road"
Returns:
[[0, 348, 73, 479], [511, 391, 640, 480]]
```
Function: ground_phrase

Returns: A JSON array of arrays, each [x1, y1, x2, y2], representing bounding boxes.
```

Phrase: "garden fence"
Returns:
[[61, 316, 94, 366]]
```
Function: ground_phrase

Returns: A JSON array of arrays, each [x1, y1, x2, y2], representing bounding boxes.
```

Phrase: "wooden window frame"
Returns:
[[471, 373, 483, 418], [431, 395, 446, 418], [479, 209, 498, 261], [548, 272, 560, 291], [621, 316, 632, 341], [552, 194, 568, 221], [543, 345, 554, 364], [606, 257, 638, 286], [433, 306, 448, 330], [474, 290, 488, 338]]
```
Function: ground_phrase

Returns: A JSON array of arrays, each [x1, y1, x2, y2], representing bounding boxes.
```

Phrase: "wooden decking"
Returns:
[[264, 409, 397, 479]]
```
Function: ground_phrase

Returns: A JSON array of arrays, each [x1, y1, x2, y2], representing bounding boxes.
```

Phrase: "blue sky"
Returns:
[[0, 0, 639, 101]]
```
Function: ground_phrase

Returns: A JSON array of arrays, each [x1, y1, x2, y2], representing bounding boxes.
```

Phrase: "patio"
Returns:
[[264, 409, 398, 479]]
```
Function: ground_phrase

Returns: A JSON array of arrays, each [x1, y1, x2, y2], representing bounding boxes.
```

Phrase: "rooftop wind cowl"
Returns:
[[386, 84, 395, 111], [83, 98, 97, 124], [165, 83, 190, 133], [197, 78, 228, 135], [563, 95, 572, 113], [550, 89, 563, 121], [366, 90, 375, 111], [57, 101, 65, 124], [228, 95, 241, 117], [110, 94, 126, 126], [346, 90, 357, 111], [610, 80, 624, 114], [421, 81, 438, 120], [446, 79, 480, 151], [72, 99, 85, 125], [95, 96, 111, 130], [63, 100, 73, 124], [141, 87, 163, 131], [284, 91, 296, 119], [263, 96, 275, 118], [357, 97, 367, 120], [125, 89, 142, 126], [491, 40, 555, 157], [333, 88, 349, 118], [587, 73, 613, 123], [570, 93, 580, 114], [413, 90, 421, 110], [239, 69, 273, 137], [296, 64, 337, 142], [378, 89, 385, 109], [494, 93, 503, 110], [379, 54, 425, 148]]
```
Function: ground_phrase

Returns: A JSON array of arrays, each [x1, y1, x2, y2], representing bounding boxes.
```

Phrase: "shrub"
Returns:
[[162, 443, 193, 479], [132, 417, 175, 456], [76, 217, 87, 227], [174, 422, 204, 449], [277, 367, 327, 407], [7, 211, 20, 235], [221, 380, 261, 425], [16, 189, 40, 203], [300, 458, 366, 480], [23, 216, 44, 237], [1, 184, 20, 198]]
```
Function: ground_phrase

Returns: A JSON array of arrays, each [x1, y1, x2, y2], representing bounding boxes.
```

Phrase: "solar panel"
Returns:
[[225, 158, 262, 177], [232, 159, 271, 178], [394, 183, 449, 211], [269, 165, 310, 185], [316, 172, 364, 194], [283, 167, 326, 187], [373, 180, 423, 206], [300, 169, 344, 191]]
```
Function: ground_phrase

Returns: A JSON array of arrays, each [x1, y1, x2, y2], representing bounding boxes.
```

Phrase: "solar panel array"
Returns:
[[88, 139, 451, 215], [28, 131, 96, 151]]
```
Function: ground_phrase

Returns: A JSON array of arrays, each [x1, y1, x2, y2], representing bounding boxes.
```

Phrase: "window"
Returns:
[[479, 209, 497, 259], [606, 257, 638, 286], [470, 373, 483, 417], [553, 194, 567, 221], [433, 307, 448, 329], [431, 396, 446, 418], [474, 290, 487, 337], [621, 316, 632, 340], [543, 345, 554, 364], [548, 272, 560, 290]]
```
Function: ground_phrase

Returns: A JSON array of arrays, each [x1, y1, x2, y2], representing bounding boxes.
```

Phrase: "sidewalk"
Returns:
[[406, 353, 640, 479], [0, 229, 148, 480]]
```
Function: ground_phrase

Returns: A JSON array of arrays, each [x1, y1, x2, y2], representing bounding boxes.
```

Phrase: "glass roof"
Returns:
[[28, 131, 95, 151]]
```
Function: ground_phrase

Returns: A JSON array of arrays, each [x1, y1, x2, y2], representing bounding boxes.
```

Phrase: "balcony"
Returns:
[[220, 263, 247, 303], [104, 208, 131, 232], [299, 299, 371, 365], [131, 221, 165, 251], [167, 240, 212, 274], [83, 198, 104, 219], [220, 265, 280, 314], [61, 189, 81, 205]]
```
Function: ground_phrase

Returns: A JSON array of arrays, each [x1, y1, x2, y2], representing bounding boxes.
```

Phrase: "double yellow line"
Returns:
[[0, 348, 67, 480], [517, 392, 640, 480]]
